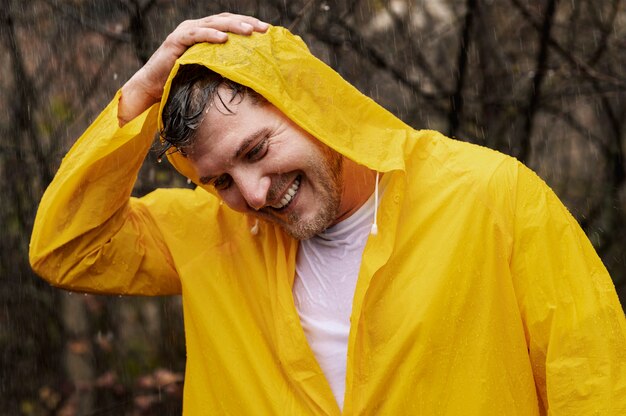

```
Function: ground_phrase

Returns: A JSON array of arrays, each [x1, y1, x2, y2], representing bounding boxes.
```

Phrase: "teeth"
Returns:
[[272, 177, 300, 209]]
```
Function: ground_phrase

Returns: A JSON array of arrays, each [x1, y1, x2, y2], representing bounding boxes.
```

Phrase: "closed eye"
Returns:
[[246, 137, 269, 162], [213, 174, 232, 191]]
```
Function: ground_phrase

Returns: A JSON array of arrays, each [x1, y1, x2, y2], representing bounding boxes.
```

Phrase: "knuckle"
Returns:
[[162, 35, 176, 47], [175, 20, 191, 31]]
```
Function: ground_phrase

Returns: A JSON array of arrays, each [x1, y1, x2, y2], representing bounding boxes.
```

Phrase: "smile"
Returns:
[[270, 176, 301, 209]]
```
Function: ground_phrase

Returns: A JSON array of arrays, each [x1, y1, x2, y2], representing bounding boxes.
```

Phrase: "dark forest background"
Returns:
[[1, 0, 625, 414]]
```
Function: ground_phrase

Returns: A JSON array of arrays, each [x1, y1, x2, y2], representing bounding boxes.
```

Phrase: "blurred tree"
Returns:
[[1, 0, 624, 414]]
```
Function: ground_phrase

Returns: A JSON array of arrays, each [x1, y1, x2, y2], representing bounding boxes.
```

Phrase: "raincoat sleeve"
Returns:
[[29, 91, 181, 295], [507, 161, 626, 414]]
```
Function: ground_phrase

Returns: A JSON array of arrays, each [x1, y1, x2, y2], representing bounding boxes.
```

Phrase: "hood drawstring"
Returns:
[[370, 171, 379, 236], [250, 218, 259, 235]]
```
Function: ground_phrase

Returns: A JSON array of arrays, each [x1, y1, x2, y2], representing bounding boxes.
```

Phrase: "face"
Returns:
[[187, 90, 344, 240]]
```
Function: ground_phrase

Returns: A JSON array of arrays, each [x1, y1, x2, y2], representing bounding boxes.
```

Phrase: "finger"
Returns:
[[242, 17, 270, 32], [197, 14, 269, 34], [203, 12, 269, 28], [178, 27, 228, 46], [222, 15, 269, 32]]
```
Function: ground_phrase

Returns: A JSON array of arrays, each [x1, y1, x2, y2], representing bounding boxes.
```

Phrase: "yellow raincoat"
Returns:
[[30, 26, 626, 415]]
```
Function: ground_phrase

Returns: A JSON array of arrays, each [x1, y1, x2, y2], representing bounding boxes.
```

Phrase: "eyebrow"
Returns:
[[199, 127, 271, 185]]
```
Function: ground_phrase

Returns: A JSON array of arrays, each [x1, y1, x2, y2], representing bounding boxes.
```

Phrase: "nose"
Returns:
[[233, 170, 271, 211]]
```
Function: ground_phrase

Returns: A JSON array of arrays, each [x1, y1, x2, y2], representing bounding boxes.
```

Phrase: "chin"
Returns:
[[281, 224, 323, 240], [252, 208, 332, 240], [283, 210, 337, 240], [254, 185, 340, 239]]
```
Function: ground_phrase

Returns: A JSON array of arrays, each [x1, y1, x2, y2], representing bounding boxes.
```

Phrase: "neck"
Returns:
[[332, 157, 377, 225]]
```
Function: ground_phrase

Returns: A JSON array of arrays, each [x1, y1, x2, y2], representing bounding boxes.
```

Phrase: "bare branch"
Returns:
[[314, 15, 448, 114], [43, 0, 131, 43], [0, 4, 53, 185], [517, 0, 559, 162], [448, 0, 478, 137], [588, 0, 621, 65], [287, 0, 318, 32], [381, 0, 450, 96], [510, 0, 626, 88]]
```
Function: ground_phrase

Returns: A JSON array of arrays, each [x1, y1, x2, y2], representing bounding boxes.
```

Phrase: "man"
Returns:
[[30, 13, 626, 415]]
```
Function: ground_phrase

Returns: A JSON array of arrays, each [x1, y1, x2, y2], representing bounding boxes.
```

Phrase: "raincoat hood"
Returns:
[[158, 26, 410, 189]]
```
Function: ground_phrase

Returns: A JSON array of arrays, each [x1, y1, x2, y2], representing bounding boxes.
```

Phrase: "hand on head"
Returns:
[[118, 13, 269, 125]]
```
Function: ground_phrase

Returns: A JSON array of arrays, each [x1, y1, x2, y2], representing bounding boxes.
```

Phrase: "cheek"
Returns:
[[218, 188, 249, 213]]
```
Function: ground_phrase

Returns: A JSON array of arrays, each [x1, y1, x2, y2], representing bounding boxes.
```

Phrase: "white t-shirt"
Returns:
[[293, 188, 380, 409]]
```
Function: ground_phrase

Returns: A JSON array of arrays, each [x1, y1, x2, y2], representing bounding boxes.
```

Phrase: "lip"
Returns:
[[265, 174, 302, 213]]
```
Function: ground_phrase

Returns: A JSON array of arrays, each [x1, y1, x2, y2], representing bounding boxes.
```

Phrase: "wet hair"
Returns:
[[159, 64, 264, 158]]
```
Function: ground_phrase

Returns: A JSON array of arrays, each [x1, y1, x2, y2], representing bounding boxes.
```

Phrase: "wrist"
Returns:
[[118, 76, 161, 126]]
